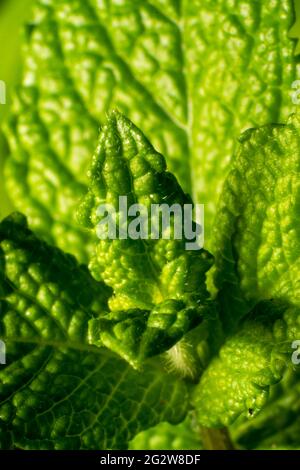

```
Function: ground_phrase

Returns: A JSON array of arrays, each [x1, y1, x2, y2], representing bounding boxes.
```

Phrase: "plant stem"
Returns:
[[200, 427, 235, 450]]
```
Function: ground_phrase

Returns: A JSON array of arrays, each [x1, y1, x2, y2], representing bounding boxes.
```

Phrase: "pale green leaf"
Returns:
[[78, 111, 213, 367], [4, 0, 298, 258]]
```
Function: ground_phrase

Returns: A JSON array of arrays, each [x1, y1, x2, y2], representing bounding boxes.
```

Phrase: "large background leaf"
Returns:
[[2, 0, 298, 259], [0, 0, 37, 219]]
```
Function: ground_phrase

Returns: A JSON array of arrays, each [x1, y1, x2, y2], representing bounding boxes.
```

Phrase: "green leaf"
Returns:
[[129, 414, 202, 450], [0, 0, 37, 220], [0, 213, 189, 449], [4, 0, 298, 257], [88, 303, 204, 370], [289, 0, 300, 55], [78, 111, 213, 367], [214, 113, 300, 331], [0, 0, 36, 119], [232, 369, 300, 450], [0, 134, 14, 219], [192, 301, 300, 428]]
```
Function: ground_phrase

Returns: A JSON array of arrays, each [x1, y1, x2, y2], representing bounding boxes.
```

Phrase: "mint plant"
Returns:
[[0, 0, 300, 450]]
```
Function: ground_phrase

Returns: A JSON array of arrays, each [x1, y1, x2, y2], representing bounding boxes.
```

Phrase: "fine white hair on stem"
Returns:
[[164, 339, 199, 380]]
